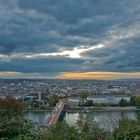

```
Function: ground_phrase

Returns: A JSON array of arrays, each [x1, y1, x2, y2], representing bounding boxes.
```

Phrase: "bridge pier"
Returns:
[[58, 108, 66, 121]]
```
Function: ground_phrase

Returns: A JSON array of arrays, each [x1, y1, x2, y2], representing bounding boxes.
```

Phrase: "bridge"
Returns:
[[44, 99, 67, 128]]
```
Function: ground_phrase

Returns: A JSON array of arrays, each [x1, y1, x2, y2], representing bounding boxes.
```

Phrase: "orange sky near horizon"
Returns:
[[58, 72, 140, 80]]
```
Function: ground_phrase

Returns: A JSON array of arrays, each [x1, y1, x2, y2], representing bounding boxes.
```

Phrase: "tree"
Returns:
[[0, 96, 37, 140], [0, 96, 26, 120], [48, 95, 59, 107], [130, 96, 136, 105], [113, 117, 140, 140], [76, 114, 112, 140], [0, 118, 38, 140], [41, 114, 140, 140], [119, 99, 128, 107], [86, 100, 94, 106], [130, 96, 140, 106], [41, 114, 112, 140], [134, 96, 140, 106], [79, 92, 91, 99], [41, 122, 79, 140]]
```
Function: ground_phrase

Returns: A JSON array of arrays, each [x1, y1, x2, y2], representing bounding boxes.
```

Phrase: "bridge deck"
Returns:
[[45, 100, 66, 127]]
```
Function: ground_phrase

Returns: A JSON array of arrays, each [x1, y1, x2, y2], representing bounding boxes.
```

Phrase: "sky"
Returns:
[[0, 0, 140, 79]]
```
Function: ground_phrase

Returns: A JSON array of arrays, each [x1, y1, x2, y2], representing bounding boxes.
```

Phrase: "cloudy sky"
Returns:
[[0, 0, 140, 79]]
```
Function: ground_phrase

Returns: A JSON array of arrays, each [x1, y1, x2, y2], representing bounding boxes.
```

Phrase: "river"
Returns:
[[26, 110, 140, 132]]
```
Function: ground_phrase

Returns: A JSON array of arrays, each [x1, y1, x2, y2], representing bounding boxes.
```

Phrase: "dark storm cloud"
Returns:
[[82, 36, 140, 72], [0, 57, 84, 74], [0, 0, 140, 77], [19, 0, 125, 23]]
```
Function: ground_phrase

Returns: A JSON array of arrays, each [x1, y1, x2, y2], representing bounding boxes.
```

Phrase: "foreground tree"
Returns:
[[77, 114, 112, 140], [41, 122, 79, 140], [0, 118, 38, 140], [113, 117, 140, 140], [0, 96, 26, 120], [0, 96, 38, 140]]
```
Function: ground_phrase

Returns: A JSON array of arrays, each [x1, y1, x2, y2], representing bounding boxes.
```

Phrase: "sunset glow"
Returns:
[[59, 72, 140, 80]]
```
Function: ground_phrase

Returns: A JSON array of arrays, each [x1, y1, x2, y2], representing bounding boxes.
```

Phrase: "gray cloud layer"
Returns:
[[0, 0, 140, 77]]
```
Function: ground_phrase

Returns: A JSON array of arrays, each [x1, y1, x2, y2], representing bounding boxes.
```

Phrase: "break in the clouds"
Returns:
[[0, 0, 140, 79]]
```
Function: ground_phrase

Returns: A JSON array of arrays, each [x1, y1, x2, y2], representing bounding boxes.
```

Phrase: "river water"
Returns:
[[26, 111, 51, 126], [27, 110, 139, 132]]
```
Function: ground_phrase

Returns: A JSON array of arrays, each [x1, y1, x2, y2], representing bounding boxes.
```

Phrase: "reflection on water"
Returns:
[[64, 113, 79, 127], [64, 111, 139, 132], [26, 110, 139, 132], [26, 111, 50, 125]]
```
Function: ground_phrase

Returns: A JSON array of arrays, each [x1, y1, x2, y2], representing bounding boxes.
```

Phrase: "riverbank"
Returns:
[[66, 106, 140, 113], [28, 106, 140, 113]]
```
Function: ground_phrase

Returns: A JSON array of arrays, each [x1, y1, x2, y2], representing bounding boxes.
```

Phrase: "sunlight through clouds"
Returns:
[[0, 0, 140, 78]]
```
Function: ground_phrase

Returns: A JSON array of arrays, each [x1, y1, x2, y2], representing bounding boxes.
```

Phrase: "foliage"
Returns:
[[41, 115, 112, 140], [130, 96, 136, 106], [1, 96, 140, 140], [48, 95, 59, 107], [79, 92, 91, 99], [0, 96, 37, 140], [76, 114, 112, 140], [80, 100, 94, 106], [0, 119, 38, 140], [119, 99, 128, 107], [130, 96, 140, 106], [41, 122, 79, 140], [0, 96, 26, 120], [41, 113, 140, 140], [134, 96, 140, 106], [113, 117, 140, 140]]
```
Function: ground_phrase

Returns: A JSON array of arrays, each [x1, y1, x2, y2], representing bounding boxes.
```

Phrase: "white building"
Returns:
[[87, 96, 131, 105], [68, 97, 81, 104]]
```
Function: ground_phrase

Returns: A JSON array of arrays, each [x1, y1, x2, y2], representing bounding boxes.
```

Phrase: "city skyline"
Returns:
[[0, 0, 140, 79]]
